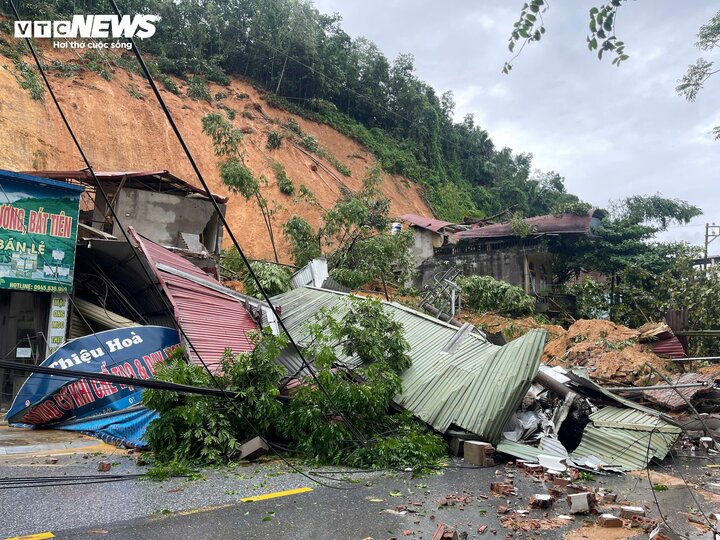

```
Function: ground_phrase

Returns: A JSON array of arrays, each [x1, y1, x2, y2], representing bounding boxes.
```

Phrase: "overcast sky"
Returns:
[[312, 0, 720, 254]]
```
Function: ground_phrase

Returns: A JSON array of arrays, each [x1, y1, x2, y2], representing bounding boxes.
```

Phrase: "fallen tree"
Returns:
[[142, 298, 447, 470]]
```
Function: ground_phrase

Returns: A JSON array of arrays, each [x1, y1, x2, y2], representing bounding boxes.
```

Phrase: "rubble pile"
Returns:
[[543, 319, 672, 385]]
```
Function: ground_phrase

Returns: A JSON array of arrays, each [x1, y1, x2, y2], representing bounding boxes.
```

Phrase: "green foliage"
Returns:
[[144, 334, 286, 465], [271, 161, 294, 195], [566, 278, 609, 319], [282, 216, 320, 267], [220, 158, 257, 198], [284, 166, 414, 288], [506, 0, 627, 72], [613, 195, 701, 230], [552, 201, 593, 217], [12, 60, 44, 100], [83, 51, 112, 80], [458, 275, 536, 317], [143, 299, 446, 471], [202, 112, 279, 261], [46, 59, 82, 78], [266, 130, 283, 150], [144, 459, 192, 481], [316, 147, 352, 176], [508, 3, 719, 139], [187, 77, 212, 102], [218, 104, 236, 120], [280, 297, 446, 469], [510, 213, 537, 238], [242, 261, 291, 298], [159, 74, 180, 95], [127, 83, 144, 100]]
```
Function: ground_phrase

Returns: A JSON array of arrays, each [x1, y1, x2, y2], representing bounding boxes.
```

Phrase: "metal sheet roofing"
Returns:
[[570, 424, 680, 472], [131, 228, 258, 372], [570, 405, 681, 471], [271, 287, 547, 443], [24, 169, 228, 203], [498, 406, 681, 471], [641, 372, 719, 411], [398, 214, 453, 233], [453, 210, 604, 241], [651, 335, 687, 358]]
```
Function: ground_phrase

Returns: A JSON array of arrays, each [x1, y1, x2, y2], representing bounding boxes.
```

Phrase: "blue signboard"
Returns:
[[6, 326, 181, 425]]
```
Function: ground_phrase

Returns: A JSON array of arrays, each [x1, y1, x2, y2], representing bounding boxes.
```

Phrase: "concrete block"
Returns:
[[45, 458, 58, 464], [529, 494, 553, 509], [566, 492, 596, 514], [464, 441, 494, 467], [596, 490, 617, 504], [597, 514, 623, 528], [620, 506, 645, 519], [239, 436, 269, 461], [631, 515, 659, 532]]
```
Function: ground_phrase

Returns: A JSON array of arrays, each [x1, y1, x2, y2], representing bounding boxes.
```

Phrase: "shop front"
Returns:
[[0, 170, 83, 410]]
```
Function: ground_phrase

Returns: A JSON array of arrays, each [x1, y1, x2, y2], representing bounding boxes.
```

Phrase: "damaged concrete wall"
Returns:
[[110, 188, 223, 253], [416, 243, 542, 290]]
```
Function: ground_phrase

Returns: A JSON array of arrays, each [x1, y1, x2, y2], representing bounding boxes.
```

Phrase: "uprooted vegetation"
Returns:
[[143, 297, 447, 471], [457, 275, 536, 318]]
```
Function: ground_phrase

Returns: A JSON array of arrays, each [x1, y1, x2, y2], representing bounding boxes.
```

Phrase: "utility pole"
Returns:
[[704, 223, 720, 270]]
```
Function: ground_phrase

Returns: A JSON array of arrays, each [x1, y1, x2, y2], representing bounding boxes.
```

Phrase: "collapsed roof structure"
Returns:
[[270, 285, 684, 470]]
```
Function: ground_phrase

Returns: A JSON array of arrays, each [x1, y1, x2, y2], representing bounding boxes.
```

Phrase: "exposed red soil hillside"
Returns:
[[0, 46, 431, 261]]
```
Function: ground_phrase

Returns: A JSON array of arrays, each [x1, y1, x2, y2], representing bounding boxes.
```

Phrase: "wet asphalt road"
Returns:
[[2, 452, 720, 539]]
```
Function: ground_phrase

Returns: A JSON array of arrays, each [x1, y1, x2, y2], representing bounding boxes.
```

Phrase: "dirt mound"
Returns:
[[462, 313, 566, 342], [0, 43, 432, 262], [543, 319, 672, 385]]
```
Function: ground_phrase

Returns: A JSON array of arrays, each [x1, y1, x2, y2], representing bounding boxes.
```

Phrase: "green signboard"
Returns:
[[0, 170, 84, 293]]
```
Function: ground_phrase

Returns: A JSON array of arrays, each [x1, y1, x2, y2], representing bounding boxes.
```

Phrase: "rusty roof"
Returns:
[[453, 210, 604, 241], [399, 214, 454, 233], [129, 228, 257, 372], [24, 169, 228, 204]]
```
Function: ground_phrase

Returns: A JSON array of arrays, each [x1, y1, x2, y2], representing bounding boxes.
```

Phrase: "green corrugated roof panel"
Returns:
[[272, 287, 547, 444], [570, 424, 680, 471], [496, 439, 547, 462], [589, 406, 681, 433]]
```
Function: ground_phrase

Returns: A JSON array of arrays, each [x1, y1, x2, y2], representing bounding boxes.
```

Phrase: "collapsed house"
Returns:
[[400, 210, 605, 316], [269, 286, 685, 471]]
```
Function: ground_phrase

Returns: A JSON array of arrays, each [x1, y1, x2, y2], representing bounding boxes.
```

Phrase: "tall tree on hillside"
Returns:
[[202, 113, 279, 262]]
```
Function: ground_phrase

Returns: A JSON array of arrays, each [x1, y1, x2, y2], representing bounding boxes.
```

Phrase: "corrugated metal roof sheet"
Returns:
[[498, 406, 681, 471], [454, 210, 603, 241], [131, 228, 258, 372], [570, 405, 681, 471], [641, 372, 719, 411], [570, 424, 680, 471], [271, 287, 547, 443], [399, 214, 453, 233], [651, 335, 687, 358], [589, 406, 680, 433], [565, 370, 677, 422]]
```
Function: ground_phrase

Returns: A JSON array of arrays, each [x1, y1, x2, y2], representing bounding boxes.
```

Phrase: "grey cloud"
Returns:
[[313, 0, 720, 252]]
